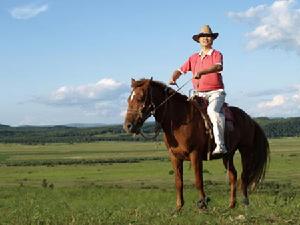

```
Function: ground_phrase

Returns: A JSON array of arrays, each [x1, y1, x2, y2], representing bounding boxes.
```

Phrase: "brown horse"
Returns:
[[123, 78, 269, 210]]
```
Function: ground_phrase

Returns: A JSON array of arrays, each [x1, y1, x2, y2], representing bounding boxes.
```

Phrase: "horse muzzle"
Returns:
[[123, 121, 141, 134]]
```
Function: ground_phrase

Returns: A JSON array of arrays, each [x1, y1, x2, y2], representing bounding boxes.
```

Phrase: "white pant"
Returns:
[[196, 89, 226, 146]]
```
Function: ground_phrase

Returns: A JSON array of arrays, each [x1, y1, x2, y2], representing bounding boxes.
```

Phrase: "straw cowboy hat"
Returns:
[[192, 25, 219, 42]]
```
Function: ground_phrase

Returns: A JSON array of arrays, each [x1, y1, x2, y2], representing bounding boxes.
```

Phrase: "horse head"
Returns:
[[123, 78, 154, 134]]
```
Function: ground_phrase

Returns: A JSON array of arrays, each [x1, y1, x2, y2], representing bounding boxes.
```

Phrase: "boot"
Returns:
[[212, 144, 227, 155]]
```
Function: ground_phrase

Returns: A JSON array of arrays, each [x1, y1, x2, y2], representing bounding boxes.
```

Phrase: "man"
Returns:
[[169, 25, 227, 155]]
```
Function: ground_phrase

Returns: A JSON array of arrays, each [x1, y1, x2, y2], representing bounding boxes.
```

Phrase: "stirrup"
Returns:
[[212, 145, 227, 155]]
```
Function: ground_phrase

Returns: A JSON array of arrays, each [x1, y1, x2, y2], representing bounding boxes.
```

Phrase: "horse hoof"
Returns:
[[242, 198, 249, 206], [175, 205, 183, 212], [196, 199, 208, 210], [176, 207, 182, 212], [229, 202, 236, 208], [171, 207, 182, 215]]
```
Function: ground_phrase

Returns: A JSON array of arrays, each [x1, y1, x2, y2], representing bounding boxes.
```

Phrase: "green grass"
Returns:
[[0, 138, 299, 224], [0, 142, 166, 161], [0, 184, 298, 225]]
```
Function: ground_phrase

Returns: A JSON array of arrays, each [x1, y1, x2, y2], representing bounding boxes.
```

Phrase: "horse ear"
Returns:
[[150, 77, 153, 81], [131, 78, 136, 87]]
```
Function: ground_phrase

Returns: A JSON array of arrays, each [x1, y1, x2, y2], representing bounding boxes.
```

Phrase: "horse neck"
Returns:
[[151, 85, 189, 128]]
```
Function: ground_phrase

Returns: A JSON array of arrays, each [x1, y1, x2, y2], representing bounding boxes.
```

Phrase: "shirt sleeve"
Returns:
[[213, 51, 223, 66], [179, 57, 192, 74]]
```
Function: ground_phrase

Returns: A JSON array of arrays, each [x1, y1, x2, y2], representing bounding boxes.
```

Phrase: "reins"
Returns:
[[139, 78, 193, 140], [139, 122, 161, 140], [150, 78, 193, 115]]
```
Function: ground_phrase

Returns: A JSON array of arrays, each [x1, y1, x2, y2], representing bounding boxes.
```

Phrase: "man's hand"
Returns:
[[193, 71, 203, 79], [169, 79, 177, 85], [169, 70, 182, 85], [193, 64, 222, 79]]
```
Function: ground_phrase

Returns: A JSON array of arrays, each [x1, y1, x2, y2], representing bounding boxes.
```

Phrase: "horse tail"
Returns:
[[242, 120, 270, 190]]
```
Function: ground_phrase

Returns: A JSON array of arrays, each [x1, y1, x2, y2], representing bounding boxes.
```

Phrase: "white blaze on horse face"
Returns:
[[130, 91, 136, 101]]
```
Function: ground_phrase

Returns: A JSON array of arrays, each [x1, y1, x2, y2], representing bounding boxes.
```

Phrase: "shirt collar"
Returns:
[[199, 49, 214, 57]]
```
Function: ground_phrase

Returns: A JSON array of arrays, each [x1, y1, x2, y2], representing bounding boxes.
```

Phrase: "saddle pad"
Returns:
[[192, 96, 234, 122]]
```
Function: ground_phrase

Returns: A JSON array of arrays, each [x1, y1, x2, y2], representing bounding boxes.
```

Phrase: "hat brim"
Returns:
[[192, 33, 219, 42]]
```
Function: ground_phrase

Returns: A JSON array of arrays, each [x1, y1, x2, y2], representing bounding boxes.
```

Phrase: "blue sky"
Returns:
[[0, 0, 300, 126]]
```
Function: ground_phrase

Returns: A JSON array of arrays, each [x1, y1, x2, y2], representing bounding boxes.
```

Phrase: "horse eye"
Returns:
[[136, 96, 144, 102]]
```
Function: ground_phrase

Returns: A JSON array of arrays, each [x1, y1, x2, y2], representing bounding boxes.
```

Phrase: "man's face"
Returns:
[[199, 36, 213, 48]]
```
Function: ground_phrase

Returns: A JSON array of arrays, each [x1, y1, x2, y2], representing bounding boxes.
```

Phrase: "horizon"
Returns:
[[1, 116, 300, 127], [1, 0, 300, 126]]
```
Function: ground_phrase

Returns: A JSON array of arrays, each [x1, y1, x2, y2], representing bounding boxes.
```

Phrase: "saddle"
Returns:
[[189, 96, 235, 160]]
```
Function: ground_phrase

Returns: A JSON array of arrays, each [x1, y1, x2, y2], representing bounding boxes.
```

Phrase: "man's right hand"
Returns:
[[169, 70, 182, 85], [169, 79, 177, 85]]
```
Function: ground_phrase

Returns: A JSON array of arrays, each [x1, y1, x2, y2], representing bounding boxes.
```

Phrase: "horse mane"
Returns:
[[134, 78, 188, 102], [131, 78, 148, 88]]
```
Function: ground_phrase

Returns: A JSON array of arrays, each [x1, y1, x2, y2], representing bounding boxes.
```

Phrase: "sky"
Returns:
[[0, 0, 300, 126]]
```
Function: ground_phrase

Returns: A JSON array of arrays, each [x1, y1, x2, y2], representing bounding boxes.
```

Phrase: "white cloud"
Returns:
[[10, 3, 48, 19], [258, 95, 286, 108], [36, 78, 130, 118], [49, 78, 128, 105], [292, 87, 300, 103], [252, 84, 300, 116], [228, 0, 300, 53], [228, 5, 267, 20]]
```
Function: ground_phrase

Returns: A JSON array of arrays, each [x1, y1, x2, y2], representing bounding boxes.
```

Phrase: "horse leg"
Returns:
[[190, 151, 207, 210], [240, 148, 250, 206], [223, 156, 237, 208], [170, 154, 184, 211]]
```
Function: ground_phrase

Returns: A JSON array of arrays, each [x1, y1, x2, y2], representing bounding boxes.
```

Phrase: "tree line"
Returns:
[[0, 117, 299, 144]]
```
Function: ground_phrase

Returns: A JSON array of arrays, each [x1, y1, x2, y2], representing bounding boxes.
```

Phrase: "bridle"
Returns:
[[126, 83, 156, 123], [126, 81, 161, 140], [126, 78, 192, 140]]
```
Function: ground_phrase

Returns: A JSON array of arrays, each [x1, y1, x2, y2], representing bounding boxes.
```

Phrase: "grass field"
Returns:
[[0, 138, 299, 224]]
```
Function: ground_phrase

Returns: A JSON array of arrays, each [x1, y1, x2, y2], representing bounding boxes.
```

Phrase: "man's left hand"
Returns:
[[193, 71, 202, 79]]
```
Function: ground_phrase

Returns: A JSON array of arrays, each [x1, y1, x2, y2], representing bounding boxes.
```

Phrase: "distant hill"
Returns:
[[255, 117, 300, 138], [16, 123, 107, 128], [0, 117, 299, 144], [64, 123, 106, 128]]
